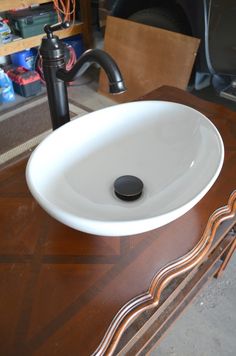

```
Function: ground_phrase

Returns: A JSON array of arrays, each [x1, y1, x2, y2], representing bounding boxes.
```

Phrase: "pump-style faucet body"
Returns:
[[40, 22, 126, 130]]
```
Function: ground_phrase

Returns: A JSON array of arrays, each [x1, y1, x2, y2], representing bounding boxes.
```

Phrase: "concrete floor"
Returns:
[[152, 252, 236, 356]]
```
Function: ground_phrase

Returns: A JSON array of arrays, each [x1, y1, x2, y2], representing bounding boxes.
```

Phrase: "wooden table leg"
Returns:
[[215, 228, 236, 278]]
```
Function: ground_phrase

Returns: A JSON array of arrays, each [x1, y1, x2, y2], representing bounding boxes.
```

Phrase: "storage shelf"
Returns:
[[0, 23, 84, 56], [0, 0, 92, 56], [0, 0, 52, 12]]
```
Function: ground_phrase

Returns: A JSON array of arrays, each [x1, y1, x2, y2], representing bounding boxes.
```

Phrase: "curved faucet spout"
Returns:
[[56, 49, 126, 94]]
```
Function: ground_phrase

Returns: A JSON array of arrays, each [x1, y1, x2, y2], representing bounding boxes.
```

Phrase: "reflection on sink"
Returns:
[[26, 101, 224, 236]]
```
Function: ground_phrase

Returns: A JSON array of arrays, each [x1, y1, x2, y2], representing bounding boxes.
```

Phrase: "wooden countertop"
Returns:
[[0, 86, 235, 356]]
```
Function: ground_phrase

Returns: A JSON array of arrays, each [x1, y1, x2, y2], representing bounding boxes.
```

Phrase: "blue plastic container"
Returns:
[[11, 48, 37, 70], [63, 35, 84, 59], [0, 21, 12, 44], [0, 69, 15, 103]]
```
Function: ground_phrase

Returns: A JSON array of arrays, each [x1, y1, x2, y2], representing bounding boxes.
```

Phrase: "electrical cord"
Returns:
[[203, 0, 215, 74], [53, 0, 76, 23], [204, 0, 235, 91], [36, 44, 77, 84]]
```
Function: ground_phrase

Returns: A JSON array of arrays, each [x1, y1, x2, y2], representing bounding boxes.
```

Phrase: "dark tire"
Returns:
[[128, 7, 190, 35]]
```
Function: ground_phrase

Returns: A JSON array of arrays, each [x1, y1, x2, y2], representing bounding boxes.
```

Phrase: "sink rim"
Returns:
[[26, 100, 224, 237]]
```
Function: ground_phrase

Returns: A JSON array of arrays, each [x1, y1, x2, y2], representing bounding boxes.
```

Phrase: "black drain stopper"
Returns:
[[114, 175, 144, 201]]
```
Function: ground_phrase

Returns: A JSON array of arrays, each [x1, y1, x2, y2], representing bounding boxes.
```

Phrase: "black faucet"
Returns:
[[40, 22, 126, 130]]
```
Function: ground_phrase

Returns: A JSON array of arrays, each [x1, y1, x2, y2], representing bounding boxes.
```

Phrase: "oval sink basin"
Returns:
[[26, 101, 224, 236]]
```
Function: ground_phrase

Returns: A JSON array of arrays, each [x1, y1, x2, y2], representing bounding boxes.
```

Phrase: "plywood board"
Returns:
[[99, 16, 200, 102]]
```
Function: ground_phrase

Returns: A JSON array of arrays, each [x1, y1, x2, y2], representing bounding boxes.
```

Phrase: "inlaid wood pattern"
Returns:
[[0, 86, 235, 356]]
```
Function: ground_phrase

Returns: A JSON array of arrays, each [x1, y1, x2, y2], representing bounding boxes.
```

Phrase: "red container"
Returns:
[[7, 66, 41, 97]]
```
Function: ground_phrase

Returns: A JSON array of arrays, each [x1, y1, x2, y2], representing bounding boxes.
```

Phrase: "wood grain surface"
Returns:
[[99, 16, 200, 102], [0, 86, 235, 356]]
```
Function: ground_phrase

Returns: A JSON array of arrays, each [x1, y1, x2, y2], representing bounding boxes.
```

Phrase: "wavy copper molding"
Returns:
[[93, 190, 236, 356]]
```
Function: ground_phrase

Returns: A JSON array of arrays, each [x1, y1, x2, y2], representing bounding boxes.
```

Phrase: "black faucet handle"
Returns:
[[44, 21, 70, 38]]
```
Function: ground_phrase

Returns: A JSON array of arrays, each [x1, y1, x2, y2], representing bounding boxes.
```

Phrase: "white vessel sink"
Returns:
[[26, 101, 224, 236]]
